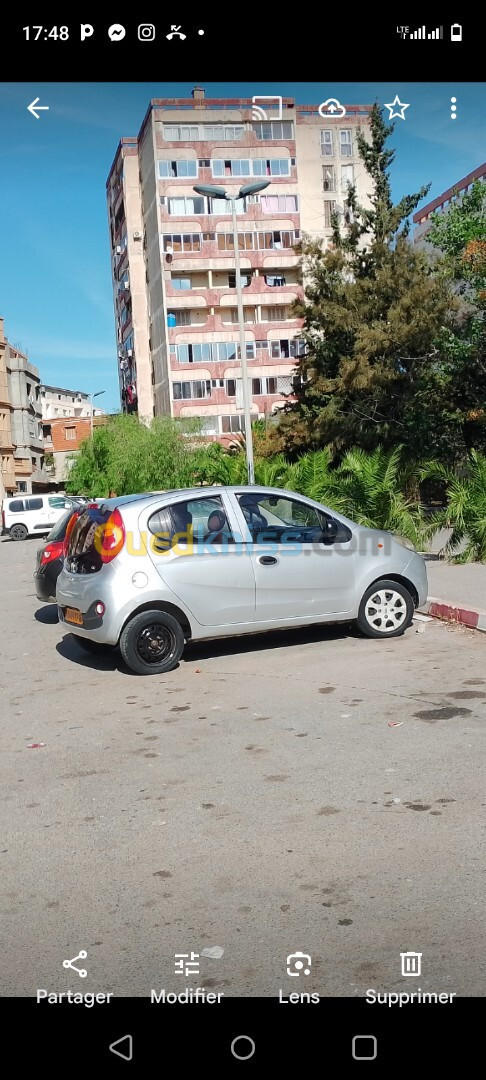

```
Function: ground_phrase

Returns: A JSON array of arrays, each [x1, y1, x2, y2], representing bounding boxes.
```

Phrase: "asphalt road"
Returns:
[[1, 536, 485, 998]]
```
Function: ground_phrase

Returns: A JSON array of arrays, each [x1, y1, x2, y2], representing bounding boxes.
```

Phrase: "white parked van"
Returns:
[[1, 494, 77, 541]]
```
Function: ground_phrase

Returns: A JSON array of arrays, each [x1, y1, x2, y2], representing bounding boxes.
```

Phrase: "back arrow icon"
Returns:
[[109, 1035, 133, 1061], [28, 97, 49, 119]]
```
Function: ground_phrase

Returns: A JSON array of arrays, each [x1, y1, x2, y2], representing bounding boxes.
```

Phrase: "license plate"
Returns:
[[65, 607, 83, 626]]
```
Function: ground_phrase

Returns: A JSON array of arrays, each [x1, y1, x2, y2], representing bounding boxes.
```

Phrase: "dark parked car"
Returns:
[[34, 508, 76, 602]]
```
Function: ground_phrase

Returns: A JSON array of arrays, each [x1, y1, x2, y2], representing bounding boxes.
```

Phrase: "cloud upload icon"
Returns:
[[318, 98, 346, 118]]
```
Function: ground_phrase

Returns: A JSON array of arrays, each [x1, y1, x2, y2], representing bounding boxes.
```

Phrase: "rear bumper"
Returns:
[[34, 561, 62, 603], [56, 564, 131, 645]]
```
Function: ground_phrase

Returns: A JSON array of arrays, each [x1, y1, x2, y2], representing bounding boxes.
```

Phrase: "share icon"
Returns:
[[63, 950, 88, 978]]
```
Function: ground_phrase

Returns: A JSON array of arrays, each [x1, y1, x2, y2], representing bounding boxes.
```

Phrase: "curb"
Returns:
[[419, 596, 486, 633]]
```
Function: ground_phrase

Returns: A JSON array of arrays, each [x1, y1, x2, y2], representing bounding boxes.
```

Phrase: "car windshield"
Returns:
[[45, 508, 75, 542]]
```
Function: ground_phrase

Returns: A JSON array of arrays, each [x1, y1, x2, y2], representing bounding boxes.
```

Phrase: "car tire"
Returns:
[[357, 579, 414, 638], [72, 636, 113, 654], [10, 524, 28, 541], [119, 609, 184, 675]]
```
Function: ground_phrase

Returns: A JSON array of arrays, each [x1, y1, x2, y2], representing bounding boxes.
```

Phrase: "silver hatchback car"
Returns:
[[56, 486, 428, 675]]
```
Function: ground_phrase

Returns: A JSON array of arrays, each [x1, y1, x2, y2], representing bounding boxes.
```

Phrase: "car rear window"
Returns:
[[65, 505, 112, 574]]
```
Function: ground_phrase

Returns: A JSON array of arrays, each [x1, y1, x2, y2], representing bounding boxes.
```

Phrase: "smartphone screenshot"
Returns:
[[0, 16, 484, 1070]]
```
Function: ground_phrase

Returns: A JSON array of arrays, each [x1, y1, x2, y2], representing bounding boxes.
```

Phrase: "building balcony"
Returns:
[[13, 458, 33, 476]]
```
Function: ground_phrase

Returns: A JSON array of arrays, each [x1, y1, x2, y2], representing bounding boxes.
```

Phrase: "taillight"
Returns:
[[63, 510, 79, 557], [1, 509, 5, 529], [41, 540, 64, 566], [99, 507, 125, 564]]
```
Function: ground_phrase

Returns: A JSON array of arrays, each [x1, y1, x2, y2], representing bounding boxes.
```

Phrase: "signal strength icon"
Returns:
[[251, 95, 283, 121]]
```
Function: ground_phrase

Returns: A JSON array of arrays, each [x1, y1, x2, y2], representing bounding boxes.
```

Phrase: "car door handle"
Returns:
[[258, 555, 278, 566]]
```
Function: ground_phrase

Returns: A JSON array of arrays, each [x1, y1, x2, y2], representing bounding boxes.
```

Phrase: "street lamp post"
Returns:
[[194, 181, 270, 485], [89, 390, 106, 438]]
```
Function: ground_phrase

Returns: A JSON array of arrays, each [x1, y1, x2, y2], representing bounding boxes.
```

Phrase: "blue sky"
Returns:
[[1, 81, 484, 412]]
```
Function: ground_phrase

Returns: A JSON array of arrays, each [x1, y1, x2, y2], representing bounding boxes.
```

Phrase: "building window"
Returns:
[[270, 339, 306, 359], [323, 165, 335, 191], [340, 130, 353, 157], [320, 130, 334, 156], [341, 164, 354, 191], [223, 309, 255, 324], [211, 379, 225, 389], [65, 426, 76, 440], [208, 197, 245, 215], [17, 482, 27, 492], [252, 158, 291, 176], [221, 415, 246, 433], [163, 233, 201, 252], [228, 273, 252, 288], [167, 196, 205, 216], [212, 159, 251, 177], [265, 274, 286, 286], [217, 232, 254, 251], [169, 310, 192, 326], [252, 378, 262, 395], [200, 417, 219, 435], [172, 380, 211, 400], [158, 160, 198, 178], [163, 124, 199, 141], [324, 200, 336, 227], [267, 377, 278, 394], [263, 306, 286, 322], [261, 194, 298, 213], [172, 341, 255, 363], [163, 123, 245, 141], [211, 157, 290, 178], [172, 275, 191, 290], [202, 124, 245, 141], [257, 230, 299, 249], [226, 379, 236, 397], [253, 121, 294, 140]]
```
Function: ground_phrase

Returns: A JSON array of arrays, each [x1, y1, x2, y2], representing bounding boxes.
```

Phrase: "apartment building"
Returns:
[[106, 89, 372, 435], [413, 161, 486, 249], [43, 415, 92, 485], [0, 318, 16, 500], [5, 339, 49, 493], [39, 384, 93, 421]]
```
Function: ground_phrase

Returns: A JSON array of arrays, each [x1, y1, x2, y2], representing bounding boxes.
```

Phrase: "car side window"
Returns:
[[48, 496, 71, 509], [148, 496, 234, 551], [26, 497, 43, 511], [237, 494, 351, 544], [8, 499, 25, 512]]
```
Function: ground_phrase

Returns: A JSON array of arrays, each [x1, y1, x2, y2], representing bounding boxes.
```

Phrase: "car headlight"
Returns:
[[392, 534, 416, 551]]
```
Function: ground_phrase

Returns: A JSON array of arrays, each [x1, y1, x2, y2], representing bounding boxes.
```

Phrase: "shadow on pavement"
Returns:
[[55, 622, 355, 677], [34, 604, 59, 624], [56, 634, 123, 672], [183, 621, 354, 664]]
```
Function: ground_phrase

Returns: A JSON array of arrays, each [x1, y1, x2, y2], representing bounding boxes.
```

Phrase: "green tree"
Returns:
[[66, 414, 209, 497], [278, 104, 455, 461], [424, 180, 486, 458], [332, 446, 427, 546], [422, 451, 486, 562]]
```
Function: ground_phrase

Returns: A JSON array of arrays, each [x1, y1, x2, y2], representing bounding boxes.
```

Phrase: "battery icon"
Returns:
[[451, 23, 462, 41]]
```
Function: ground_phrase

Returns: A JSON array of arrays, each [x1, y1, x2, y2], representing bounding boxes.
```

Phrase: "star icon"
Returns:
[[384, 95, 410, 120]]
